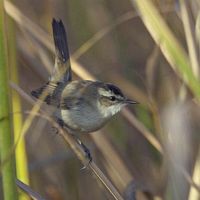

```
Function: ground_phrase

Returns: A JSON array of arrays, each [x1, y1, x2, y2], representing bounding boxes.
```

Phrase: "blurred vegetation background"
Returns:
[[0, 0, 200, 199]]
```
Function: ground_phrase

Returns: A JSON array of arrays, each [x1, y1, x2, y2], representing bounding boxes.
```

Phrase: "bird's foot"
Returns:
[[81, 142, 92, 163], [77, 140, 92, 170]]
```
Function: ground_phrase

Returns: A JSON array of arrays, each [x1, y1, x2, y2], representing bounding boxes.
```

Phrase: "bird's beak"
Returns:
[[124, 99, 138, 104]]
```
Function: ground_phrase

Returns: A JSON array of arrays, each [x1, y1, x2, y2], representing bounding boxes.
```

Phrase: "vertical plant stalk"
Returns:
[[132, 0, 200, 99], [0, 0, 18, 199], [7, 0, 30, 197], [188, 150, 200, 199], [180, 0, 199, 77]]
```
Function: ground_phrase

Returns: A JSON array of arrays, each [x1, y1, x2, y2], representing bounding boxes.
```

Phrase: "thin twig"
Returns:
[[16, 179, 45, 200], [25, 111, 124, 200]]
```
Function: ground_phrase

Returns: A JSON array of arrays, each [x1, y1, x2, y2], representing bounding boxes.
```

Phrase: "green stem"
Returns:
[[7, 0, 30, 192], [0, 1, 18, 199]]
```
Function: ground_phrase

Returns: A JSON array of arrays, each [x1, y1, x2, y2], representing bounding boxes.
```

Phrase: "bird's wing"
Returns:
[[59, 97, 84, 109], [58, 80, 93, 109], [31, 82, 63, 107]]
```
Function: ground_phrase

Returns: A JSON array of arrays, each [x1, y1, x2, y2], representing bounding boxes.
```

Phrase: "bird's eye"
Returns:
[[110, 96, 116, 101]]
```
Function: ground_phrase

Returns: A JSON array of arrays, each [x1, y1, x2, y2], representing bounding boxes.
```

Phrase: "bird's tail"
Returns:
[[31, 19, 71, 105], [51, 18, 72, 83], [52, 18, 69, 63]]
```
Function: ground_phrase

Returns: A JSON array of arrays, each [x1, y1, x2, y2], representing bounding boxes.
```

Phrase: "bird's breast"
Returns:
[[61, 107, 108, 133]]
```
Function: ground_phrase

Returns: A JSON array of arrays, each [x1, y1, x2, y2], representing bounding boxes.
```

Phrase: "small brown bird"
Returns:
[[31, 19, 137, 160]]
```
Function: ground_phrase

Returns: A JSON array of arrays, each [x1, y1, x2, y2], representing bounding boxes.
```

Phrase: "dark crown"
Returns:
[[105, 83, 124, 97]]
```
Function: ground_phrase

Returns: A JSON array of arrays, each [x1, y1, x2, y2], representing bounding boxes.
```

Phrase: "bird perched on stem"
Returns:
[[31, 18, 137, 160]]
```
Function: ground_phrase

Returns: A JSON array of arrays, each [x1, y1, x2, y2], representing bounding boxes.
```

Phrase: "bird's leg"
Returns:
[[72, 134, 92, 165], [52, 117, 92, 167], [77, 138, 92, 163]]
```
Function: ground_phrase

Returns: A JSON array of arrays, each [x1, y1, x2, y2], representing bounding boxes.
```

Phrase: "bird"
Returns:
[[31, 18, 137, 160]]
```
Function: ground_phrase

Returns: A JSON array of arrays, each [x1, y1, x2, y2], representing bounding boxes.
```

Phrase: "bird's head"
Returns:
[[96, 83, 137, 118]]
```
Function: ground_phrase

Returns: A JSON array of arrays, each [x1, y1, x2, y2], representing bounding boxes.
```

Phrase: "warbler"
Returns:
[[32, 19, 137, 135]]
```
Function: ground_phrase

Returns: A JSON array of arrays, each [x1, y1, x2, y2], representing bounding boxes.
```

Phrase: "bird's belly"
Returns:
[[61, 109, 107, 133]]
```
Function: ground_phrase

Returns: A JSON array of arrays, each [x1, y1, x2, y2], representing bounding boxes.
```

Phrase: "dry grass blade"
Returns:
[[90, 131, 133, 189], [180, 0, 199, 77], [67, 6, 174, 61], [60, 137, 124, 200], [10, 82, 35, 104], [72, 11, 138, 60], [122, 108, 163, 153], [188, 150, 200, 199], [132, 0, 200, 194], [4, 0, 53, 51], [181, 164, 200, 194], [195, 12, 200, 53], [132, 0, 200, 99], [145, 45, 160, 94]]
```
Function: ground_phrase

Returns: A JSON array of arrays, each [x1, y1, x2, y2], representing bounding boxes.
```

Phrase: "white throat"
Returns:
[[97, 102, 123, 118]]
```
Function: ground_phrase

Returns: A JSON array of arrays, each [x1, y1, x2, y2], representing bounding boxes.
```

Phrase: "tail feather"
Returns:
[[51, 18, 72, 83], [52, 18, 69, 63], [31, 19, 71, 107]]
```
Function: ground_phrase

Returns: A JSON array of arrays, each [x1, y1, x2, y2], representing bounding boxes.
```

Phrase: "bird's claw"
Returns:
[[79, 143, 92, 170], [83, 146, 92, 162]]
